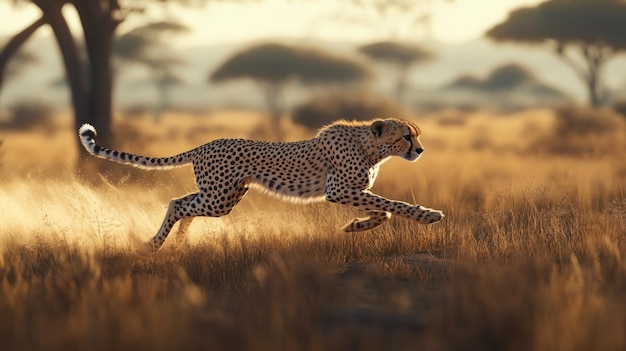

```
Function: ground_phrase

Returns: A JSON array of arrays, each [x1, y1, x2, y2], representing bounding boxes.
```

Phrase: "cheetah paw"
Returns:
[[415, 206, 444, 224]]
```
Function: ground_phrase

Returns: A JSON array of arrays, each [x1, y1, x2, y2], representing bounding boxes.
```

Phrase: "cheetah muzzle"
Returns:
[[79, 118, 444, 251]]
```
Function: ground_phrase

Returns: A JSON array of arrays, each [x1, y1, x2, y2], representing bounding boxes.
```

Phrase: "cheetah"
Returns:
[[79, 118, 443, 251]]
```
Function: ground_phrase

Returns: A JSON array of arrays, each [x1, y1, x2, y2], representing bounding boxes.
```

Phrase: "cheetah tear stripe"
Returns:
[[78, 119, 444, 252]]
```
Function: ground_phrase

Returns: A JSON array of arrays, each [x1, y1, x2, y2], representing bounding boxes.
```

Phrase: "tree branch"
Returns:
[[0, 16, 46, 92], [32, 0, 88, 122], [587, 44, 613, 104], [551, 43, 590, 82]]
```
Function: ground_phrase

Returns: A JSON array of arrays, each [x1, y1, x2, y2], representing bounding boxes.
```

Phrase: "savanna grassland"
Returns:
[[0, 109, 625, 351]]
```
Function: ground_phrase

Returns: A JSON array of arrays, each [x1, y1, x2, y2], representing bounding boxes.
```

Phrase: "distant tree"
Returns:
[[209, 42, 371, 135], [445, 64, 564, 95], [0, 0, 251, 167], [442, 63, 569, 109], [292, 90, 407, 129], [114, 21, 189, 122], [114, 21, 189, 65], [320, 0, 454, 39], [358, 41, 434, 104], [148, 60, 185, 122], [0, 0, 132, 157], [487, 0, 626, 107]]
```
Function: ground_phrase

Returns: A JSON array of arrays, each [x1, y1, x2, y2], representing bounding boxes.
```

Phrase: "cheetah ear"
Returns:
[[371, 120, 386, 138]]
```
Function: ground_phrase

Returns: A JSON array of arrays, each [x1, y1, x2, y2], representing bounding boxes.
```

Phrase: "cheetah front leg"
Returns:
[[327, 187, 443, 229], [342, 211, 391, 232]]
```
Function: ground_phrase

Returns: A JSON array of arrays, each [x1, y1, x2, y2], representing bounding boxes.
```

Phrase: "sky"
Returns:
[[0, 0, 544, 46]]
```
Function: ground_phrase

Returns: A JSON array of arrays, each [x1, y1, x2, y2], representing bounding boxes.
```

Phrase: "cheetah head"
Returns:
[[371, 119, 424, 162]]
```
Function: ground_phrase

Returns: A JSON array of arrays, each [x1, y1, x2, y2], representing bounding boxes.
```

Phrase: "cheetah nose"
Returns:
[[415, 147, 424, 155]]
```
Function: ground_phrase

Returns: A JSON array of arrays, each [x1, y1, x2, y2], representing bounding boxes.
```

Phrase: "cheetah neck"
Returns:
[[357, 126, 387, 167]]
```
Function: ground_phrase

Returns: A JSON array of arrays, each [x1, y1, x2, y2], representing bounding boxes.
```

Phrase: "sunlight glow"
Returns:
[[0, 0, 546, 45]]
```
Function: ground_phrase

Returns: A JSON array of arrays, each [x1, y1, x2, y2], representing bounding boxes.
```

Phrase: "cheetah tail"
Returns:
[[78, 123, 193, 170]]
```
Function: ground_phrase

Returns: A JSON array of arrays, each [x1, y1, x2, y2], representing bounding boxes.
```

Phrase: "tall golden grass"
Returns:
[[0, 109, 624, 350]]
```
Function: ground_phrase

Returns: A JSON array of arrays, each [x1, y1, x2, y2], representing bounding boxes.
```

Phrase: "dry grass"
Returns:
[[0, 109, 625, 351]]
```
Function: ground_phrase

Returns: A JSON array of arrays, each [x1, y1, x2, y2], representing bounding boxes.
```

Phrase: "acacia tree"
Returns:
[[487, 0, 626, 107], [209, 42, 371, 135], [114, 21, 188, 65], [358, 41, 434, 104], [114, 21, 189, 122], [0, 0, 247, 164], [0, 0, 139, 162]]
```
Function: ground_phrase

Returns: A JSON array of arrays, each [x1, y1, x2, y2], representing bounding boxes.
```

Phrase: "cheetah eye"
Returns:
[[403, 135, 411, 141]]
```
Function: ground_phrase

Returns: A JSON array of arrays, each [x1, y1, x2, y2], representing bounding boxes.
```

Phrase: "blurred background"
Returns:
[[1, 0, 626, 171], [3, 3, 626, 349]]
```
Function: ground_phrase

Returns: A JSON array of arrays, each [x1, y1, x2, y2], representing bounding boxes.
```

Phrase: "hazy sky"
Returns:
[[0, 0, 544, 46]]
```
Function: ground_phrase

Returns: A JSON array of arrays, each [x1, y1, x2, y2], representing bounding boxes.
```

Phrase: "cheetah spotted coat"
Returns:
[[79, 118, 443, 251]]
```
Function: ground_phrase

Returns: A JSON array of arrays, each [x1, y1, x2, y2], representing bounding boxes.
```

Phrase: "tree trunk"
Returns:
[[73, 0, 120, 148], [585, 53, 604, 107], [395, 63, 408, 105], [262, 80, 285, 140], [155, 77, 169, 123], [555, 44, 609, 108], [33, 0, 89, 159], [588, 75, 601, 107]]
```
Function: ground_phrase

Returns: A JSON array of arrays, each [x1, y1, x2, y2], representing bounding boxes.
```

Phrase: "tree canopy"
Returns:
[[487, 0, 626, 106], [442, 64, 569, 110], [358, 40, 434, 104], [488, 0, 626, 49], [114, 21, 190, 65], [445, 63, 566, 97], [210, 43, 371, 86], [358, 41, 434, 66], [292, 90, 407, 129], [210, 42, 371, 136]]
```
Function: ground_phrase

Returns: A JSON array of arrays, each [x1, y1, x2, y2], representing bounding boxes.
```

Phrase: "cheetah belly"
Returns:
[[245, 155, 329, 202]]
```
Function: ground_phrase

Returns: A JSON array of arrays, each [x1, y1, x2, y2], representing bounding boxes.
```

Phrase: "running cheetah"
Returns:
[[79, 118, 443, 251]]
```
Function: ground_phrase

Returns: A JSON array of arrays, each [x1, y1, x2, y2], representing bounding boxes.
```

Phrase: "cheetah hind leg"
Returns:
[[343, 211, 391, 232], [173, 216, 195, 245], [145, 193, 198, 252]]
